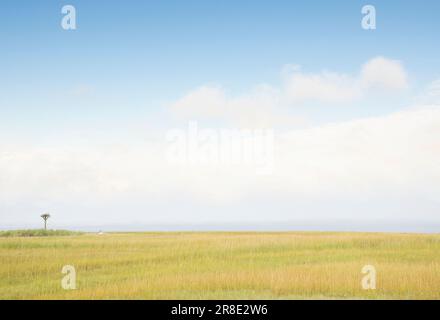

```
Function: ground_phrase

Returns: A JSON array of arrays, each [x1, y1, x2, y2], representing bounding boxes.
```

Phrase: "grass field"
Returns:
[[1, 231, 439, 299]]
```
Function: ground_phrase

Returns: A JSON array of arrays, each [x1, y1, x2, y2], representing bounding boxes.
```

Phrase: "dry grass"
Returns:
[[1, 232, 439, 299]]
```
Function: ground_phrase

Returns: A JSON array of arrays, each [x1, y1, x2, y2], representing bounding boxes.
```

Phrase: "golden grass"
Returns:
[[1, 232, 439, 299]]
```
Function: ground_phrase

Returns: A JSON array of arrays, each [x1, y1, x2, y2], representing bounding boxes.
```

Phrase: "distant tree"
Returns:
[[41, 213, 50, 230]]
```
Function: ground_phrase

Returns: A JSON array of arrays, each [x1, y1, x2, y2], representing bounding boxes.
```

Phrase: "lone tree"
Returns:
[[41, 213, 50, 230]]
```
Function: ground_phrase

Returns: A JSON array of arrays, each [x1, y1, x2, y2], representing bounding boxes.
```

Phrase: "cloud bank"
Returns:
[[1, 56, 439, 226], [171, 57, 408, 127], [1, 107, 439, 223]]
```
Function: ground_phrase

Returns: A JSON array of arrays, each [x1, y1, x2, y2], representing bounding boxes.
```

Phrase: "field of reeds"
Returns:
[[1, 231, 439, 299]]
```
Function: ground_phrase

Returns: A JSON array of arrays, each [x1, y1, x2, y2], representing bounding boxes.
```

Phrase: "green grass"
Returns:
[[0, 232, 439, 299], [0, 229, 83, 237]]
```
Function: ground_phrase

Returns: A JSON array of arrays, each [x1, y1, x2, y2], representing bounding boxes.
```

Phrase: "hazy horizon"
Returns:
[[3, 219, 440, 234]]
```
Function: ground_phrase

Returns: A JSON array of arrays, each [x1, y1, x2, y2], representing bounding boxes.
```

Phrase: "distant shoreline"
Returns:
[[1, 220, 439, 234]]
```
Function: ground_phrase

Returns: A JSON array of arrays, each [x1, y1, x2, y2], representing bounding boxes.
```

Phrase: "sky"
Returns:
[[1, 0, 440, 231]]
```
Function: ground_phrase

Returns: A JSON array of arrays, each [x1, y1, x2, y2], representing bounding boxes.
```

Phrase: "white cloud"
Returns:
[[284, 56, 408, 103], [1, 107, 439, 221], [172, 86, 226, 118], [170, 57, 409, 125], [171, 84, 304, 128], [284, 70, 361, 103], [276, 106, 440, 199], [360, 56, 408, 90]]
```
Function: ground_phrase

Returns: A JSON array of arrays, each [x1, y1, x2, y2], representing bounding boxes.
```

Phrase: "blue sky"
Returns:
[[1, 0, 439, 121], [1, 1, 440, 231]]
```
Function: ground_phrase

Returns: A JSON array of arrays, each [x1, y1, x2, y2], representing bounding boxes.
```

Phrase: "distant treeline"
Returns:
[[0, 229, 83, 237]]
